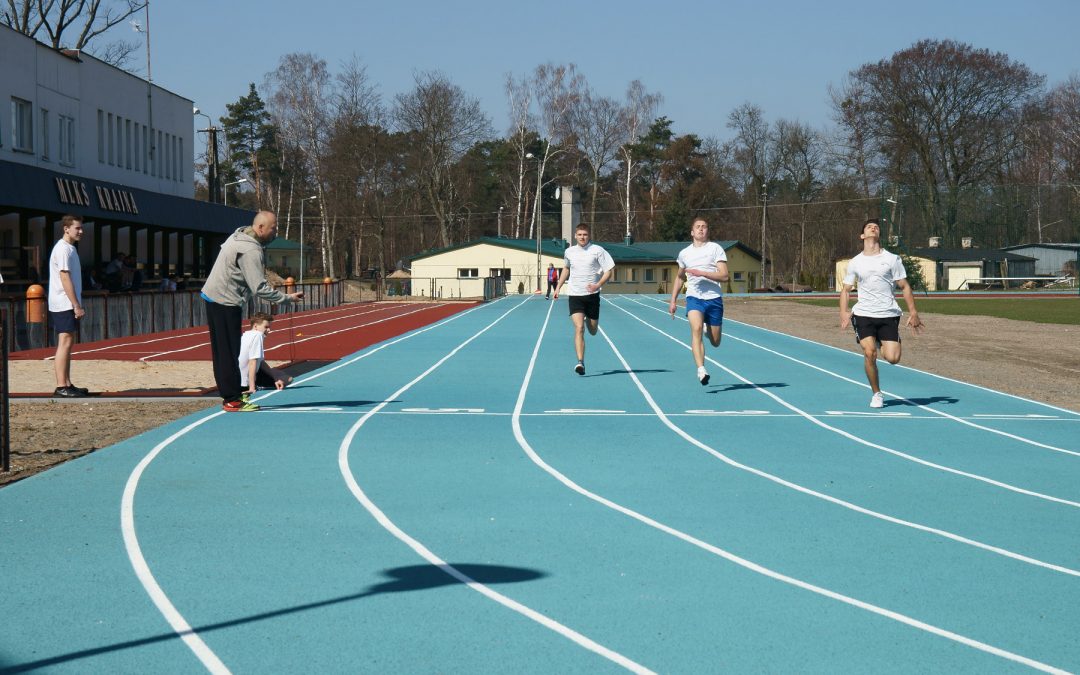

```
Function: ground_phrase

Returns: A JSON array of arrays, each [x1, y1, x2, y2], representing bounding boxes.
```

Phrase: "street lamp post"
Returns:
[[497, 206, 503, 238], [299, 195, 318, 283], [223, 178, 249, 206], [193, 107, 219, 203], [525, 152, 542, 292]]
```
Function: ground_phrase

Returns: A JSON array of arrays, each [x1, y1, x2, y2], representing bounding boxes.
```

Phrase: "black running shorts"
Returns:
[[851, 314, 901, 345], [568, 293, 601, 320]]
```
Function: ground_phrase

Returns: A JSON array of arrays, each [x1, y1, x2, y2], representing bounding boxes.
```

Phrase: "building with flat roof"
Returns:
[[0, 23, 251, 289]]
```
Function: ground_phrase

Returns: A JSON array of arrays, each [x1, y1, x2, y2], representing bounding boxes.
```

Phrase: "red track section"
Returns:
[[11, 302, 476, 362]]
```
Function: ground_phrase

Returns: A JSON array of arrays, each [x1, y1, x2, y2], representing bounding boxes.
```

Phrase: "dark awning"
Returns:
[[0, 159, 253, 234]]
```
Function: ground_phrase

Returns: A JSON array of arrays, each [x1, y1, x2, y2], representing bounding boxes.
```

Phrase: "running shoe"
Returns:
[[870, 392, 884, 408], [698, 371, 710, 386], [223, 399, 260, 412], [69, 384, 90, 395], [52, 386, 87, 398], [574, 362, 585, 376]]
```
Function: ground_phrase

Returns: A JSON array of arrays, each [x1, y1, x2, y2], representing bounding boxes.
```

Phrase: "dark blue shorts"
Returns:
[[50, 309, 79, 334], [685, 296, 724, 326]]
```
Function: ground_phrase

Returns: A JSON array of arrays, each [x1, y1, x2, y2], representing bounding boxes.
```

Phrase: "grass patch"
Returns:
[[792, 297, 1080, 325]]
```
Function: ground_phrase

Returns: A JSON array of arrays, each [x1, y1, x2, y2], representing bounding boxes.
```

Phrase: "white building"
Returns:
[[0, 23, 249, 288]]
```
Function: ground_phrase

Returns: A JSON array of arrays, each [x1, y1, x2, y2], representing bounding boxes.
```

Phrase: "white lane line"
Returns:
[[141, 304, 442, 361], [639, 295, 1080, 442], [599, 299, 1080, 574], [630, 296, 1080, 458], [512, 298, 1068, 672], [336, 296, 652, 674], [121, 299, 496, 672]]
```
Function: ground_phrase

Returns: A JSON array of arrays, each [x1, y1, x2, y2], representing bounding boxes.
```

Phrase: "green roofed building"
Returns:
[[406, 237, 763, 299]]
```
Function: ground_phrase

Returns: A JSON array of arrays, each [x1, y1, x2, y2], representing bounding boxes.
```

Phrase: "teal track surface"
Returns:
[[2, 295, 1078, 673]]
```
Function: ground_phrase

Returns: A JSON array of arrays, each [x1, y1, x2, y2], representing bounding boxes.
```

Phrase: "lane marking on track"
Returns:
[[826, 410, 913, 417], [630, 295, 1080, 458], [399, 407, 485, 413], [336, 296, 653, 674], [546, 408, 627, 414], [121, 299, 498, 673], [510, 297, 1069, 673], [596, 297, 1080, 576]]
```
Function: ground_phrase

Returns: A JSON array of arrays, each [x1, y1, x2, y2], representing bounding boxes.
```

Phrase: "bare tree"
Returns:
[[773, 119, 825, 280], [528, 63, 583, 238], [505, 73, 534, 238], [845, 39, 1045, 243], [394, 71, 491, 248], [619, 80, 662, 239], [2, 0, 145, 66], [727, 102, 773, 283], [1049, 75, 1080, 199], [571, 87, 625, 227], [263, 52, 335, 277], [827, 78, 878, 201]]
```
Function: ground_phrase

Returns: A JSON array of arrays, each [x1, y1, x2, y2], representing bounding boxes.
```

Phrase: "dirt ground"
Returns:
[[3, 298, 1077, 487]]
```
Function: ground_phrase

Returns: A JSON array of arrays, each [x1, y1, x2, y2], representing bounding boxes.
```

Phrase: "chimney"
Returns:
[[961, 237, 973, 249], [624, 233, 634, 246], [928, 237, 941, 248]]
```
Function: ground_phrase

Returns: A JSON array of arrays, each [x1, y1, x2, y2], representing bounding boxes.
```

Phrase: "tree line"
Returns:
[[6, 5, 1078, 285]]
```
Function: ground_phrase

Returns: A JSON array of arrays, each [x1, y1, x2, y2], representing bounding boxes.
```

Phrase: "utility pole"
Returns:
[[760, 184, 768, 288]]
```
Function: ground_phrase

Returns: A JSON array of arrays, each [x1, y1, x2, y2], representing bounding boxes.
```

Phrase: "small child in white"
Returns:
[[238, 312, 293, 409]]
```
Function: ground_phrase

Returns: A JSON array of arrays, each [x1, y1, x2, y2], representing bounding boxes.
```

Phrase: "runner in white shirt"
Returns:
[[839, 218, 924, 408], [553, 223, 615, 375], [668, 218, 729, 385], [238, 312, 293, 403]]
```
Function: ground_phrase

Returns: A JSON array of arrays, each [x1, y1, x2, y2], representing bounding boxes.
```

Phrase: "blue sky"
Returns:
[[139, 0, 1079, 142]]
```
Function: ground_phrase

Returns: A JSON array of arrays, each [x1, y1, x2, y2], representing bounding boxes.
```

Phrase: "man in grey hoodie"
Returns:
[[202, 211, 304, 411]]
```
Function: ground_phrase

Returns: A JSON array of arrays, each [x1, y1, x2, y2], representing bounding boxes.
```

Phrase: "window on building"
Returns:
[[178, 137, 184, 182], [644, 267, 654, 282], [116, 115, 123, 167], [458, 268, 479, 278], [662, 268, 670, 282], [97, 110, 104, 162], [610, 267, 620, 283], [164, 133, 171, 179], [107, 113, 114, 165], [125, 119, 132, 169], [132, 121, 139, 172], [11, 97, 33, 152], [733, 271, 744, 281], [59, 114, 74, 166], [488, 268, 511, 280], [40, 108, 50, 160], [629, 267, 638, 282], [142, 125, 148, 174], [157, 129, 163, 176]]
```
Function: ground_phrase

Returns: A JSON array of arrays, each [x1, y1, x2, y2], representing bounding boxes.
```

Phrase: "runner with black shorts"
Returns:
[[553, 223, 615, 375], [839, 219, 925, 408]]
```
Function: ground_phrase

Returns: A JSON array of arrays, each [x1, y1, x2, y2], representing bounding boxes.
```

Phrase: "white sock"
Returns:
[[697, 366, 707, 376]]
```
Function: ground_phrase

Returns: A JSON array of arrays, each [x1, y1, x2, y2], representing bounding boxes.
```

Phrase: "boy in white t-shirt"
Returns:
[[48, 214, 89, 398], [552, 223, 615, 375], [238, 312, 293, 410], [839, 219, 924, 408], [668, 218, 729, 385]]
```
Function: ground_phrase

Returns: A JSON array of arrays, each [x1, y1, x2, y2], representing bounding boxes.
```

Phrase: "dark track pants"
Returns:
[[205, 300, 243, 403]]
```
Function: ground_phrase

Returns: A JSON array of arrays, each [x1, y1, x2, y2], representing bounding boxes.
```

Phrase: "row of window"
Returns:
[[96, 109, 183, 182], [5, 97, 75, 165]]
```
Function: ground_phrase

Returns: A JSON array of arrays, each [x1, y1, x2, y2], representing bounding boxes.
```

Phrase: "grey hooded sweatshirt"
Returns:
[[201, 226, 291, 307]]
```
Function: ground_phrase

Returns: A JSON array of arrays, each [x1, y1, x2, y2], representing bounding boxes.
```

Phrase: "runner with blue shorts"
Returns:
[[668, 218, 730, 385]]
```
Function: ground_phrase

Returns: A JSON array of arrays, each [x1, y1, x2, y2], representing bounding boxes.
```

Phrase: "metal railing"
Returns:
[[381, 276, 507, 301], [2, 280, 345, 352]]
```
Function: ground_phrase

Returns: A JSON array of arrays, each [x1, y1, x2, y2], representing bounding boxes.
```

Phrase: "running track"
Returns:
[[1, 294, 1077, 673]]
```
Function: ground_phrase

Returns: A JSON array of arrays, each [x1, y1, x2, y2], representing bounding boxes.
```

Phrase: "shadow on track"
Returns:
[[0, 564, 546, 673]]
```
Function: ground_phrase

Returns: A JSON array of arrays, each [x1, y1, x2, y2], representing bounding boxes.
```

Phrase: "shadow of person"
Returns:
[[261, 399, 394, 410], [3, 563, 546, 673], [587, 368, 670, 377], [710, 382, 789, 393], [885, 396, 959, 407]]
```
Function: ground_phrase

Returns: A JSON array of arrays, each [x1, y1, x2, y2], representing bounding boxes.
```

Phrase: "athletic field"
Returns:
[[2, 295, 1077, 673]]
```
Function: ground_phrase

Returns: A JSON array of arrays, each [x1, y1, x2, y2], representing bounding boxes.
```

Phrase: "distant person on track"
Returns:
[[553, 223, 615, 375], [839, 218, 924, 408], [48, 214, 89, 398], [668, 218, 729, 386], [239, 312, 293, 404], [202, 211, 303, 412], [546, 262, 559, 299]]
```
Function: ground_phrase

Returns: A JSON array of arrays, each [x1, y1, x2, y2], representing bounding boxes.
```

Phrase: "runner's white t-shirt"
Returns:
[[843, 250, 906, 317], [48, 239, 82, 312], [562, 243, 615, 296], [238, 330, 266, 387], [677, 241, 727, 300]]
